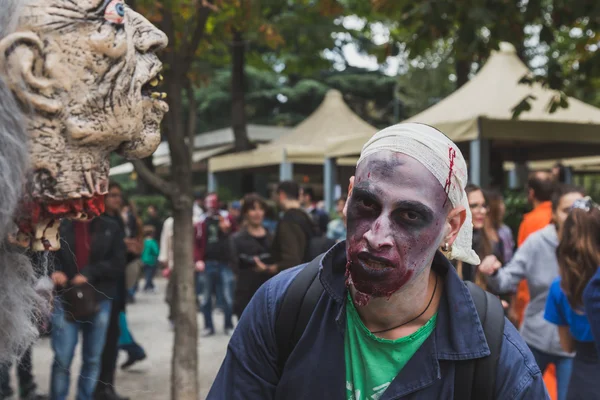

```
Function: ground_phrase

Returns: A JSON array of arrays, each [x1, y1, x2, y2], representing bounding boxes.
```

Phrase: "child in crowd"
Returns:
[[141, 225, 160, 292]]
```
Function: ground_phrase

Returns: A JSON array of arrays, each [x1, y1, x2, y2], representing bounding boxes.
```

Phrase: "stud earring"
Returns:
[[442, 242, 450, 252]]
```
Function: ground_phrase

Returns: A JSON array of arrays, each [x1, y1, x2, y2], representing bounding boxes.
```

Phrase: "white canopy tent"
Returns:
[[208, 90, 377, 206], [109, 124, 290, 177], [324, 42, 600, 191], [208, 90, 377, 172]]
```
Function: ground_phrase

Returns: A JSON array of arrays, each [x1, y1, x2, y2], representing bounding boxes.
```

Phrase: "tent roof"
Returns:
[[504, 155, 600, 172], [209, 90, 377, 173], [326, 42, 600, 158], [109, 124, 288, 176]]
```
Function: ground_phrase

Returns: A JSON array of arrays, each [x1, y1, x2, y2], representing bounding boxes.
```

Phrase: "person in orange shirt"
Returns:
[[512, 171, 556, 398]]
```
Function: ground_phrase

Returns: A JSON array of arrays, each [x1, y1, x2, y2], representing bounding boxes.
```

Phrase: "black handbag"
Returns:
[[62, 282, 99, 322]]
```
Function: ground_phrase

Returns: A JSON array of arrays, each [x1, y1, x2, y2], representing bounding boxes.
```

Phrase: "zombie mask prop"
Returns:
[[0, 0, 169, 251]]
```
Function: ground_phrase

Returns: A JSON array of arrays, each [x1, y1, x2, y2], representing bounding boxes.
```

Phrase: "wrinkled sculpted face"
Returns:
[[345, 151, 449, 306], [0, 0, 168, 250]]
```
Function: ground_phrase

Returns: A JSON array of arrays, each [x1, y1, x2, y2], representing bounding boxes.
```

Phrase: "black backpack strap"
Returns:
[[275, 254, 325, 374], [454, 281, 505, 399]]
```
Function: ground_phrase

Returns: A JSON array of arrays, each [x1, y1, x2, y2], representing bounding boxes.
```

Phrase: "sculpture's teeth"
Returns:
[[160, 92, 167, 99], [84, 171, 94, 194], [158, 74, 163, 81], [31, 219, 61, 251], [34, 218, 50, 239], [151, 92, 167, 99], [149, 78, 159, 87]]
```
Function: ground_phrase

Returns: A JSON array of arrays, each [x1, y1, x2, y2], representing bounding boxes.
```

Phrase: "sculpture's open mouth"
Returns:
[[15, 195, 105, 251], [141, 69, 167, 104]]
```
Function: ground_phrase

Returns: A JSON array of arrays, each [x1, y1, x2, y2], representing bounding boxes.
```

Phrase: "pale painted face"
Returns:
[[345, 151, 450, 304], [0, 0, 168, 249]]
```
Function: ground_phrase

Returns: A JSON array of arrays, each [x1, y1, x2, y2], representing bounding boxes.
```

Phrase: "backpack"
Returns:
[[275, 254, 505, 400]]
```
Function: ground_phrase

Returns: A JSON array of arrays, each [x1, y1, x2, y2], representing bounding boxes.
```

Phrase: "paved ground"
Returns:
[[12, 278, 230, 400]]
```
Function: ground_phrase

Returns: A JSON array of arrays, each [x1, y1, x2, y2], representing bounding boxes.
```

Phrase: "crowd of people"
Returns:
[[159, 184, 347, 337], [457, 173, 599, 400], [3, 130, 600, 400]]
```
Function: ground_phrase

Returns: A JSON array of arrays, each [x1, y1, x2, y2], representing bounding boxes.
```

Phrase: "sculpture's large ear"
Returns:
[[0, 31, 60, 113]]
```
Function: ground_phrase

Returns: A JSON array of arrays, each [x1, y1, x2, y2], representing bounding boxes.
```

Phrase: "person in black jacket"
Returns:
[[231, 194, 275, 317], [270, 181, 316, 271], [300, 186, 330, 236], [49, 185, 127, 400]]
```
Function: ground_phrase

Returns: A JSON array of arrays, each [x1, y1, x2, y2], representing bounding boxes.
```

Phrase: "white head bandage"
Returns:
[[357, 122, 480, 265]]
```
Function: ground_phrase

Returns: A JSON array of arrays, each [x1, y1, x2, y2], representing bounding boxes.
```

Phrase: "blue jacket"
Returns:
[[584, 267, 600, 349], [209, 242, 548, 399]]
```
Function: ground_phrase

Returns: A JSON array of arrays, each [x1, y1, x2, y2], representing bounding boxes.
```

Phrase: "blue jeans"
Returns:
[[143, 264, 157, 290], [201, 262, 235, 331], [528, 345, 573, 400], [50, 298, 111, 400]]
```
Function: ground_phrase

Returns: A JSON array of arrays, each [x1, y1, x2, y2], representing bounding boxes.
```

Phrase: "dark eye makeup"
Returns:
[[351, 188, 434, 227]]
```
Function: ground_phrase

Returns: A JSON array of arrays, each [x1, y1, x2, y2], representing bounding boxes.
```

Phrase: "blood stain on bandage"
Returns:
[[442, 147, 456, 208]]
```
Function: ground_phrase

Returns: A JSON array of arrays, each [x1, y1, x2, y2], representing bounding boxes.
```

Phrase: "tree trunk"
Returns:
[[167, 72, 198, 399], [136, 156, 156, 195], [170, 198, 197, 400], [231, 29, 253, 152]]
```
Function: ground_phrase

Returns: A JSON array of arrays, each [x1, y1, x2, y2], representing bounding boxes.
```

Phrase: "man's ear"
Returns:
[[443, 206, 466, 247], [0, 31, 60, 113], [343, 176, 354, 218]]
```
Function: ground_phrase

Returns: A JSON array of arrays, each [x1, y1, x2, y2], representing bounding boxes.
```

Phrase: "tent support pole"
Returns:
[[564, 167, 573, 184], [208, 171, 218, 192], [279, 150, 293, 181], [509, 162, 529, 189], [469, 138, 490, 187], [324, 157, 337, 213]]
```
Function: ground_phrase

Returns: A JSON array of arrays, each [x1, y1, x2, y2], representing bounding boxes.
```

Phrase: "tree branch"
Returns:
[[186, 84, 197, 159], [161, 9, 177, 69], [132, 159, 176, 197], [181, 4, 213, 73]]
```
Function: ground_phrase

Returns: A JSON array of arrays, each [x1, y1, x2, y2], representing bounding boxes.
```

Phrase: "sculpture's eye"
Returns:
[[105, 0, 125, 24]]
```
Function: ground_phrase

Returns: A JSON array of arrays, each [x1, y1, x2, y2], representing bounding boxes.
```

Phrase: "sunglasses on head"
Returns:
[[570, 196, 600, 212]]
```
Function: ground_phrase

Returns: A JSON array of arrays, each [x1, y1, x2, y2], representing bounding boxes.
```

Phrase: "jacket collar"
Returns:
[[318, 241, 490, 361]]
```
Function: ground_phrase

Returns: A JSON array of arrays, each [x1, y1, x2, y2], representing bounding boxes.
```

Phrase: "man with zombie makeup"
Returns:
[[194, 193, 237, 336], [208, 123, 547, 399]]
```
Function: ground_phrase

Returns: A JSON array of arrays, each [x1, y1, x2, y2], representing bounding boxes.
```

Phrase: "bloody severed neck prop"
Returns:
[[0, 0, 169, 251]]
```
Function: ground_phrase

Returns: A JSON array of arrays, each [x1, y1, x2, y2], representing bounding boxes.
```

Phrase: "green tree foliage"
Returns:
[[343, 0, 537, 87], [192, 66, 398, 131]]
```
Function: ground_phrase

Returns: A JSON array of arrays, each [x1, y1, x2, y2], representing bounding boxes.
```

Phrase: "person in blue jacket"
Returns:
[[546, 196, 600, 399], [208, 123, 548, 399], [584, 267, 600, 349]]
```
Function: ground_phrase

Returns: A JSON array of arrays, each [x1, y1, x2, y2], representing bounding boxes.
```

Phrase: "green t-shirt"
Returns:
[[141, 237, 160, 266], [344, 294, 437, 400]]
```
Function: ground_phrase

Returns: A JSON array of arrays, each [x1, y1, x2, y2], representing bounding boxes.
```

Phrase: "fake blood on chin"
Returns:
[[345, 257, 414, 307]]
